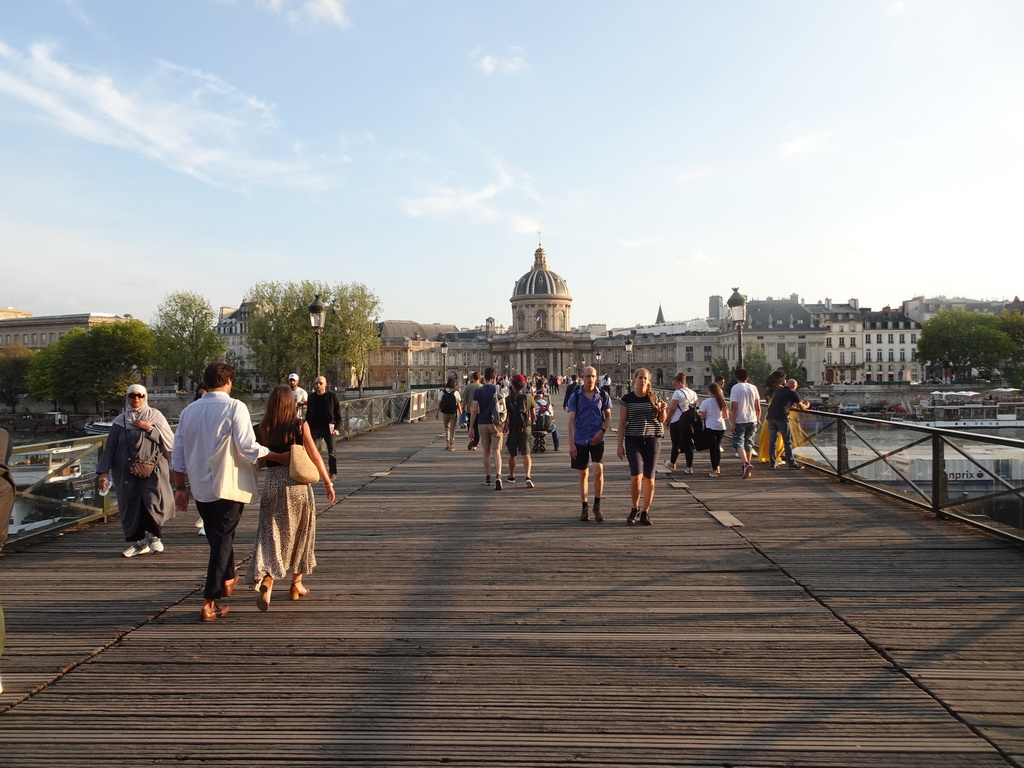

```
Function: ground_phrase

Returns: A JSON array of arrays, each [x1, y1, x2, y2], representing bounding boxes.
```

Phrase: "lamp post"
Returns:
[[726, 287, 747, 370], [440, 340, 448, 384], [624, 337, 634, 380], [308, 294, 327, 378], [595, 351, 602, 369]]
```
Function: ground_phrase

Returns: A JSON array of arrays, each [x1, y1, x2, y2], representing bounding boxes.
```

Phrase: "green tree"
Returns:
[[151, 291, 226, 390], [245, 280, 382, 388], [0, 342, 34, 410], [997, 310, 1024, 387], [742, 342, 772, 390], [26, 322, 154, 413], [917, 309, 1014, 382], [778, 350, 808, 388], [710, 356, 731, 384]]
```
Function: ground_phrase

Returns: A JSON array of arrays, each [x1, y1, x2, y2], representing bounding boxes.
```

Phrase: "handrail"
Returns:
[[6, 391, 413, 545], [790, 410, 1024, 544]]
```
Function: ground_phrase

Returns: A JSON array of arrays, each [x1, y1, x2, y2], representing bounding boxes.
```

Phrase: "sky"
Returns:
[[1, 0, 1022, 332]]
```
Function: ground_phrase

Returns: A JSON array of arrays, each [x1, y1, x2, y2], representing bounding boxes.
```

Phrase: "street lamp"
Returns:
[[624, 337, 634, 379], [308, 294, 327, 377], [595, 351, 602, 368], [726, 287, 747, 370], [440, 340, 448, 383]]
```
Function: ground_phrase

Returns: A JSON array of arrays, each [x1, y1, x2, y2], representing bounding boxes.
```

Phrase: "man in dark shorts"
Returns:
[[504, 374, 536, 488], [566, 366, 612, 522]]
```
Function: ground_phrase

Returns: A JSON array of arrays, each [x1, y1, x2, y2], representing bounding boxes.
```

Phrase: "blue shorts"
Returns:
[[734, 422, 756, 452]]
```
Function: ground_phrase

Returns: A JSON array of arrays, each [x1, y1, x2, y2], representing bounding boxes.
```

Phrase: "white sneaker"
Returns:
[[194, 518, 204, 529], [122, 540, 151, 557], [148, 536, 165, 553]]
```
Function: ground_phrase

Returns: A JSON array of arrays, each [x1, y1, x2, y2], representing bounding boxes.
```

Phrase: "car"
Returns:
[[838, 403, 861, 414]]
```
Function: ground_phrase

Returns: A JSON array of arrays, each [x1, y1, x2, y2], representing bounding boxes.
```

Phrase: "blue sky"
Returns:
[[1, 0, 1022, 331]]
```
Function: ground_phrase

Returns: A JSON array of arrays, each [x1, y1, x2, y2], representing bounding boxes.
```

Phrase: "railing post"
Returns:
[[932, 433, 948, 515], [837, 418, 848, 481]]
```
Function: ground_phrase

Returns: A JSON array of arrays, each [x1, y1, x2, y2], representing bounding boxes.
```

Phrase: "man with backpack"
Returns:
[[566, 366, 612, 522], [468, 367, 507, 490], [435, 375, 462, 452], [504, 374, 536, 488]]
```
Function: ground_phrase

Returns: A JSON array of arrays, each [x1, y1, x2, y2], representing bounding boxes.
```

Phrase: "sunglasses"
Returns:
[[127, 393, 146, 399]]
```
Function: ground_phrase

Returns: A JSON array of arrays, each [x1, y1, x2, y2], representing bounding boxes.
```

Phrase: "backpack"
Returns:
[[492, 385, 508, 426], [534, 403, 552, 433], [507, 392, 530, 432], [439, 388, 458, 414]]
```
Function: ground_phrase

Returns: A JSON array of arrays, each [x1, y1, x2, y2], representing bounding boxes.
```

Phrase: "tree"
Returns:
[[151, 291, 226, 390], [742, 342, 773, 390], [245, 280, 382, 388], [997, 310, 1024, 388], [0, 342, 34, 410], [917, 309, 1015, 382], [26, 321, 154, 413], [710, 356, 731, 385], [778, 350, 808, 388]]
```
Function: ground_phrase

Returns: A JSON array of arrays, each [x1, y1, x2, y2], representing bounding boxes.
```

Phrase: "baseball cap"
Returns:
[[511, 374, 527, 387], [288, 373, 299, 381]]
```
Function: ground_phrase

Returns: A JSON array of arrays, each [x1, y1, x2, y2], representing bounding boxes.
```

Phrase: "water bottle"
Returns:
[[99, 476, 113, 497]]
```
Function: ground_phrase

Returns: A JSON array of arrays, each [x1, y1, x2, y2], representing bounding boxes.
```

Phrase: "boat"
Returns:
[[892, 401, 1024, 429], [9, 411, 71, 433], [83, 419, 115, 435], [9, 446, 84, 488]]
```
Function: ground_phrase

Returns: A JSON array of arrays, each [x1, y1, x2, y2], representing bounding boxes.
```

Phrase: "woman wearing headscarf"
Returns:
[[97, 384, 176, 557]]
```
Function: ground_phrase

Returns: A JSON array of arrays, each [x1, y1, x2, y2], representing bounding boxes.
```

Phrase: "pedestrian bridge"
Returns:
[[2, 417, 1023, 767]]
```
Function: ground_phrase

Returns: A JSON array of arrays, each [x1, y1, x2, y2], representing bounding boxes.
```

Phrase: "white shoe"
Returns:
[[662, 460, 675, 471], [148, 536, 165, 553], [198, 526, 205, 536], [122, 540, 151, 558], [194, 518, 203, 528]]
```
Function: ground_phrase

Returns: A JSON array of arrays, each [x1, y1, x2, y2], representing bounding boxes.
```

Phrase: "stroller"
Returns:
[[532, 399, 555, 453]]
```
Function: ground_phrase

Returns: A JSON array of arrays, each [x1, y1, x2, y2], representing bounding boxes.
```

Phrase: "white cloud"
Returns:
[[398, 158, 538, 233], [0, 41, 329, 190], [779, 131, 831, 155], [473, 47, 528, 75], [290, 0, 350, 30], [675, 170, 707, 182]]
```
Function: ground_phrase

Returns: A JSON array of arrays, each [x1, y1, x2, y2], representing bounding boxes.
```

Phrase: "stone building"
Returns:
[[0, 312, 126, 350]]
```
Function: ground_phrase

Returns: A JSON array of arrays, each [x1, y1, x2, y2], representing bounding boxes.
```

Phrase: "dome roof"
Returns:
[[512, 246, 571, 299]]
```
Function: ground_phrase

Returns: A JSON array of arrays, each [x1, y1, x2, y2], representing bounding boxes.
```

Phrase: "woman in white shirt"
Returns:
[[698, 382, 729, 477]]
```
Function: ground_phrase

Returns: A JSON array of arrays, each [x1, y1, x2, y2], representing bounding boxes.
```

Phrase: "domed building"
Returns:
[[510, 244, 572, 333]]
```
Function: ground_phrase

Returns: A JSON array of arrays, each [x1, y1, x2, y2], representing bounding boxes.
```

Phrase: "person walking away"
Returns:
[[468, 367, 506, 490], [462, 372, 482, 449], [306, 376, 342, 479], [247, 385, 335, 611], [617, 368, 668, 525], [766, 379, 810, 469], [729, 367, 761, 479], [567, 366, 612, 522], [759, 370, 787, 465], [699, 383, 729, 476], [504, 374, 536, 487], [436, 375, 462, 451], [664, 372, 699, 474], [97, 384, 176, 557], [172, 362, 288, 622]]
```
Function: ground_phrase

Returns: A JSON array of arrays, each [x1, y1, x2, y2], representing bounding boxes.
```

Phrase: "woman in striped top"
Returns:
[[616, 368, 668, 526]]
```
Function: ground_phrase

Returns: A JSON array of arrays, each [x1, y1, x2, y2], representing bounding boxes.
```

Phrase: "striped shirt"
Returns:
[[620, 392, 662, 438]]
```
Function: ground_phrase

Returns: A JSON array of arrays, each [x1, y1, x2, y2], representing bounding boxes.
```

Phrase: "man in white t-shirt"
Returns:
[[729, 367, 761, 479], [288, 373, 308, 417]]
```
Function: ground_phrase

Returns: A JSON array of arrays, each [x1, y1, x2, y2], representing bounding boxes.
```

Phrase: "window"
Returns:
[[900, 349, 906, 362], [826, 352, 833, 364], [392, 351, 402, 366], [840, 352, 846, 365], [899, 333, 905, 344], [797, 343, 806, 358], [888, 350, 894, 362], [685, 346, 694, 362], [826, 338, 833, 348], [850, 352, 857, 365], [865, 334, 871, 344], [838, 337, 846, 347], [412, 352, 420, 366], [911, 333, 917, 343], [704, 346, 712, 360], [888, 333, 894, 344], [777, 342, 786, 358], [876, 334, 882, 344], [849, 337, 856, 347]]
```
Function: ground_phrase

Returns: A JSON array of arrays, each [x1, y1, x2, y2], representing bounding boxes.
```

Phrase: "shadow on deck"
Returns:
[[1, 418, 1023, 767]]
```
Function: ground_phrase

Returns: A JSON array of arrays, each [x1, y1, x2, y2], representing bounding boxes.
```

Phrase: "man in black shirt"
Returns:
[[766, 378, 809, 469], [306, 376, 342, 480]]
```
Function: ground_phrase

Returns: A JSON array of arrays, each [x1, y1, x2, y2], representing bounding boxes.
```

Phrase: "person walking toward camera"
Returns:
[[567, 366, 612, 522], [617, 368, 668, 525]]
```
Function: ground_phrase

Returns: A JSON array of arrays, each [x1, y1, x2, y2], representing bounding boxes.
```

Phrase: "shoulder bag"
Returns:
[[289, 425, 319, 484]]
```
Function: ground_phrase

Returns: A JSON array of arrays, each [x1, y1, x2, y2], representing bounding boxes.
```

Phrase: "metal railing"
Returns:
[[790, 410, 1024, 543], [6, 391, 413, 545]]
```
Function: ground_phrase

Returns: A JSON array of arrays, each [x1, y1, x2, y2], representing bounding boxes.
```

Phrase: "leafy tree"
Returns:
[[710, 356, 731, 385], [997, 310, 1024, 387], [778, 350, 808, 388], [151, 291, 226, 390], [742, 341, 772, 390], [0, 342, 34, 410], [26, 321, 154, 413], [917, 309, 1014, 382], [245, 280, 382, 388]]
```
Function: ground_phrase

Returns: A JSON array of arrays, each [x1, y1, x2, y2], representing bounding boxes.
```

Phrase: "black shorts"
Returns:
[[571, 441, 605, 471], [506, 430, 531, 457]]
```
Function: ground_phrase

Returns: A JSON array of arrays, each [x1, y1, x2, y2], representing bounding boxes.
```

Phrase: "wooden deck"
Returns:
[[1, 418, 1023, 767]]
